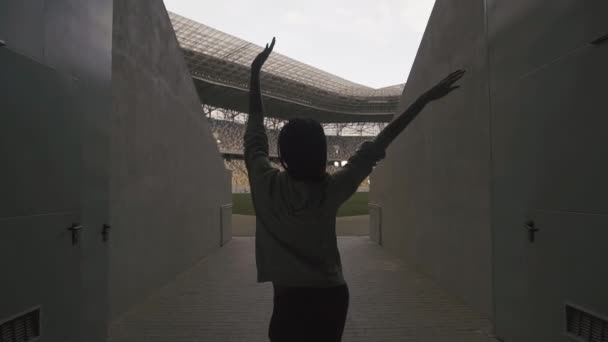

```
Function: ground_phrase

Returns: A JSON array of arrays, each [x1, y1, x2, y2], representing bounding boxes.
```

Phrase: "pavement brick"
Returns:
[[108, 237, 498, 342]]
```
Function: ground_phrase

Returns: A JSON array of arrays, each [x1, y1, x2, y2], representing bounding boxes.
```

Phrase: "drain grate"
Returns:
[[0, 308, 40, 342], [566, 304, 608, 342]]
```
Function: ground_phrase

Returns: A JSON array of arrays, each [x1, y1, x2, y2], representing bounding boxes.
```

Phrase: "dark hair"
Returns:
[[278, 118, 327, 181]]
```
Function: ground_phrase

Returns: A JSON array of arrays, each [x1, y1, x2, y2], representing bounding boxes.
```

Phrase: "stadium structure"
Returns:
[[3, 1, 606, 341], [168, 12, 402, 192]]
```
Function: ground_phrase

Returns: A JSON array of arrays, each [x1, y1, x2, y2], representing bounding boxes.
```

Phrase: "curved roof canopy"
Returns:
[[170, 12, 403, 123]]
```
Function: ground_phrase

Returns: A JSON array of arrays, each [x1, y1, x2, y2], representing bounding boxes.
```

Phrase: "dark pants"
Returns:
[[268, 283, 349, 342]]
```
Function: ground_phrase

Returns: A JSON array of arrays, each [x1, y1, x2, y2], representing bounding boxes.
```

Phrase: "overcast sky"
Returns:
[[164, 0, 435, 89]]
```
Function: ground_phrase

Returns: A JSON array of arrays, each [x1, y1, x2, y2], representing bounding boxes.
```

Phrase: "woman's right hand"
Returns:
[[251, 37, 276, 74], [419, 69, 465, 103], [373, 69, 466, 150]]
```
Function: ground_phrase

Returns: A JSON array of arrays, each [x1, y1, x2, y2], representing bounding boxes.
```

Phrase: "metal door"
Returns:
[[0, 48, 85, 342], [491, 38, 608, 341]]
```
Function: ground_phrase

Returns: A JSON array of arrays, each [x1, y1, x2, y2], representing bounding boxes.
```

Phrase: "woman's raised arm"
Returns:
[[244, 38, 276, 177], [374, 69, 465, 151]]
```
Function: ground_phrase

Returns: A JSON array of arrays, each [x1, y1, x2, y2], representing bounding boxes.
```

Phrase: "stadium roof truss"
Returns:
[[170, 12, 404, 123]]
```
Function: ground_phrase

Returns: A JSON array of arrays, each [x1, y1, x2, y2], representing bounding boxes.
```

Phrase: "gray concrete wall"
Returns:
[[370, 0, 493, 319], [372, 0, 608, 339], [487, 1, 608, 341], [0, 1, 113, 341], [110, 0, 232, 319]]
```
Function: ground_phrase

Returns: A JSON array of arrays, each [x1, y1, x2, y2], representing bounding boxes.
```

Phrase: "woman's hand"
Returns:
[[419, 69, 465, 103], [249, 38, 275, 122], [251, 37, 276, 73], [374, 69, 465, 150]]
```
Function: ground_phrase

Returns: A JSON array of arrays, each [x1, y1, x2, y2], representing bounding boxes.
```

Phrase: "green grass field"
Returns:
[[232, 192, 369, 217]]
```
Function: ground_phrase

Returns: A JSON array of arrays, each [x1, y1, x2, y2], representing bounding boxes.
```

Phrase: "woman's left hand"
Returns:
[[419, 69, 465, 103]]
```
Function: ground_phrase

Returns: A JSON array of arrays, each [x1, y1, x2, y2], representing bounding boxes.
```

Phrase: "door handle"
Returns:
[[102, 224, 111, 242], [524, 220, 539, 243], [67, 223, 83, 245]]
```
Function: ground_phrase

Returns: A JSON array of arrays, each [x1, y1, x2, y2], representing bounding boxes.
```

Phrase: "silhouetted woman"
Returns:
[[245, 37, 464, 342]]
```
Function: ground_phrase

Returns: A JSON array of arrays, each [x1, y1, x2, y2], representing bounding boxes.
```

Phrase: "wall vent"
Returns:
[[566, 304, 608, 342], [0, 308, 40, 342]]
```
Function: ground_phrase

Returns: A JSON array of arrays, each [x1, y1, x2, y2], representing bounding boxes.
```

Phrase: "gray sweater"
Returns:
[[244, 117, 386, 287]]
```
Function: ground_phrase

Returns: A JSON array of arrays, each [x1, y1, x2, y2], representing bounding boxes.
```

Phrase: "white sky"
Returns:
[[164, 0, 435, 89]]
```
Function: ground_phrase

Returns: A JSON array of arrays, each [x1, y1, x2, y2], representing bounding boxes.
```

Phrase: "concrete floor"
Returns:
[[232, 215, 370, 236], [108, 237, 497, 342]]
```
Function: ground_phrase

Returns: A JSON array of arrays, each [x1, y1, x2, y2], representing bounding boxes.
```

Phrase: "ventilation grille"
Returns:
[[0, 309, 40, 342], [566, 305, 608, 342]]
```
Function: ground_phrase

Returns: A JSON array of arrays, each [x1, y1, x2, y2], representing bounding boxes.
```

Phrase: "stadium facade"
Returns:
[[167, 11, 399, 193], [170, 12, 404, 123]]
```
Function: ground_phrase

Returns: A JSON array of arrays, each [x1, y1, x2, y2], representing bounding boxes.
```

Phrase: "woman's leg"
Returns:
[[316, 284, 349, 341], [268, 284, 349, 342], [269, 285, 314, 342]]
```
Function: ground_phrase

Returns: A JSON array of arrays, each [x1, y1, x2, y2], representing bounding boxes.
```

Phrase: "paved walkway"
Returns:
[[109, 237, 496, 342]]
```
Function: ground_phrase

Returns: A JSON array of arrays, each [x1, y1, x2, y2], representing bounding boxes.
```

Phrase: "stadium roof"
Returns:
[[169, 12, 403, 123]]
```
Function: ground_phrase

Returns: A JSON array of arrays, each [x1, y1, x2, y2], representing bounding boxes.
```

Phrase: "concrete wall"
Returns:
[[0, 1, 113, 341], [372, 0, 608, 339], [488, 1, 608, 341], [370, 0, 493, 319], [110, 0, 232, 319]]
